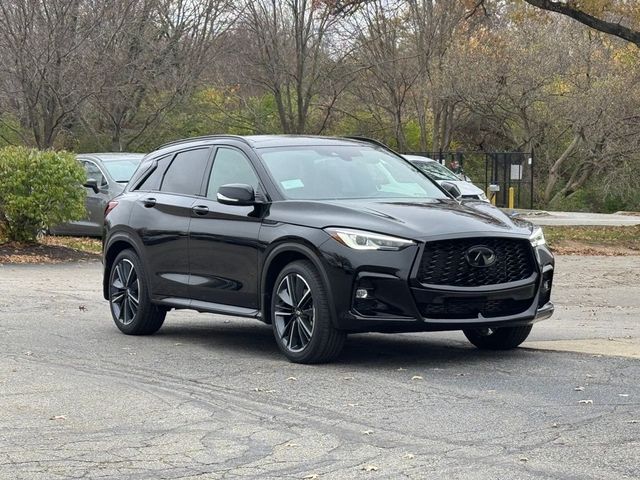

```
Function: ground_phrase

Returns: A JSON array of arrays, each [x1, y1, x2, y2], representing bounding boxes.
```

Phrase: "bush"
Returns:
[[0, 147, 86, 242]]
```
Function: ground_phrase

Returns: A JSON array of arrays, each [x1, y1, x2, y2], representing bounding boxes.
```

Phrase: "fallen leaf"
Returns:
[[578, 399, 593, 405], [287, 377, 297, 381], [411, 375, 423, 381], [574, 386, 585, 391], [49, 415, 66, 421], [626, 420, 638, 424], [519, 457, 528, 462], [303, 475, 319, 479], [551, 423, 558, 428], [362, 430, 374, 435], [78, 305, 87, 311], [362, 465, 378, 472], [343, 376, 355, 380], [24, 351, 33, 356], [402, 453, 415, 460], [347, 403, 359, 407], [285, 442, 299, 447]]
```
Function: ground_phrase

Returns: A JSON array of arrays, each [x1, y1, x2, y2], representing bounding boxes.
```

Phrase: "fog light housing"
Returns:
[[355, 288, 369, 299]]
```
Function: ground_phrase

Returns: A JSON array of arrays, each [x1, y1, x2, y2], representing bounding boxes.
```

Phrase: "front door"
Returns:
[[188, 146, 263, 308]]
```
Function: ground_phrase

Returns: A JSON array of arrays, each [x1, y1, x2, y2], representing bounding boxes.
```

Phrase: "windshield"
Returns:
[[102, 158, 143, 183], [411, 160, 460, 181], [258, 145, 447, 200]]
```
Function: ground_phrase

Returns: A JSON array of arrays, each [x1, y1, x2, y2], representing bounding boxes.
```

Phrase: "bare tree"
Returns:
[[0, 0, 108, 148], [87, 0, 234, 151], [237, 0, 355, 134]]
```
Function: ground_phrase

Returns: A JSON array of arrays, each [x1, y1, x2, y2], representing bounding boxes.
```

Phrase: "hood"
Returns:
[[436, 179, 484, 196], [266, 198, 534, 241]]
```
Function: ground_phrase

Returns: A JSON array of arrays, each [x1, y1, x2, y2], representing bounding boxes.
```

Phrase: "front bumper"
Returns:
[[318, 236, 555, 333]]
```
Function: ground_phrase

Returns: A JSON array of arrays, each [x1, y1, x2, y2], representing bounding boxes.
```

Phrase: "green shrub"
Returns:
[[0, 147, 86, 242]]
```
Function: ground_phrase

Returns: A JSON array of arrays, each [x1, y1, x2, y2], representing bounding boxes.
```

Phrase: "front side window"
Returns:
[[160, 148, 211, 195], [83, 161, 107, 187], [206, 148, 259, 199], [258, 146, 447, 200], [136, 156, 171, 191]]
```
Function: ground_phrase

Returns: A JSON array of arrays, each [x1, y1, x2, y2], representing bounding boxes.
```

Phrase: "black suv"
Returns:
[[103, 135, 554, 363]]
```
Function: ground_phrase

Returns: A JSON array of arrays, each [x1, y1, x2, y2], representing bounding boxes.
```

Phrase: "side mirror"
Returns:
[[83, 178, 100, 193], [217, 184, 255, 206], [441, 181, 462, 200]]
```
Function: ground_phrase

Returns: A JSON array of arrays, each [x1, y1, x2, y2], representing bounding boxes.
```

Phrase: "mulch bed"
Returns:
[[0, 242, 100, 264]]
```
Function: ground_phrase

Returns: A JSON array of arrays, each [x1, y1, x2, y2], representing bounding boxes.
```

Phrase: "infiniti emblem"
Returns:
[[465, 246, 497, 268]]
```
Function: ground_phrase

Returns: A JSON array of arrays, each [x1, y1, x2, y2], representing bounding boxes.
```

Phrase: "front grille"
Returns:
[[417, 237, 535, 287], [419, 298, 532, 319]]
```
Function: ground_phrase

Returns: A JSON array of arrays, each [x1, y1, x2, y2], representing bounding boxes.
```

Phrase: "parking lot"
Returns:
[[1, 256, 639, 479]]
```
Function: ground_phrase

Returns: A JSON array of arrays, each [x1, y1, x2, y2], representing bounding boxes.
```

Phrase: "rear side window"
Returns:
[[160, 148, 211, 195], [136, 156, 171, 191]]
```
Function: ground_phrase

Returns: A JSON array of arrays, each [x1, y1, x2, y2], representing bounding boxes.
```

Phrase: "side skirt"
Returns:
[[154, 297, 262, 320]]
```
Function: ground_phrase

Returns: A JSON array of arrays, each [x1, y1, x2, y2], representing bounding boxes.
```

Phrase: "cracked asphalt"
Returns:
[[0, 256, 639, 479]]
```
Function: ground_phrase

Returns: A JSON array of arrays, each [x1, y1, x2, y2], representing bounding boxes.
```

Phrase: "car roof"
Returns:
[[78, 152, 146, 162], [155, 134, 378, 153]]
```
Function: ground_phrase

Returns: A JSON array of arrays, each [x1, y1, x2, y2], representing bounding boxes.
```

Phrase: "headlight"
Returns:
[[529, 227, 546, 247], [325, 228, 415, 251]]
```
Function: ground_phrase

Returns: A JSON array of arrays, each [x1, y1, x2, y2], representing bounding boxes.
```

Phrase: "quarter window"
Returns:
[[137, 156, 171, 191], [206, 148, 259, 199], [160, 148, 211, 195]]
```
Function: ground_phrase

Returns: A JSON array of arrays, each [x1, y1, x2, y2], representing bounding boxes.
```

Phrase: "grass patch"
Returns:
[[41, 235, 102, 254], [544, 225, 640, 255], [0, 234, 101, 263]]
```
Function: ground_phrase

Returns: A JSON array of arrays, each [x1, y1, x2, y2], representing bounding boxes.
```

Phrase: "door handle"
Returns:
[[192, 205, 209, 216], [142, 197, 156, 208]]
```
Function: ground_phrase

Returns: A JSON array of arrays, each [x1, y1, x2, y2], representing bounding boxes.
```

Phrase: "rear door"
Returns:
[[129, 147, 212, 299], [188, 146, 263, 308]]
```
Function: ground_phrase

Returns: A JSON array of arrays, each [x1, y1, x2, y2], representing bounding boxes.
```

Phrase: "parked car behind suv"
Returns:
[[51, 153, 145, 237], [403, 154, 489, 202], [102, 135, 554, 363]]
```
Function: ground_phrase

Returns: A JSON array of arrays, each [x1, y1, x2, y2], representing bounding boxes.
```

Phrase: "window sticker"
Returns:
[[281, 179, 304, 190]]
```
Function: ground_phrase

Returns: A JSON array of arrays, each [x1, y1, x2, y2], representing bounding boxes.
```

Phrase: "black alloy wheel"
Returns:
[[109, 249, 166, 335], [271, 261, 346, 363], [463, 325, 533, 350]]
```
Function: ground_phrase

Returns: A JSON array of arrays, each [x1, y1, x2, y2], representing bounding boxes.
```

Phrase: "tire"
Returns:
[[463, 325, 532, 350], [271, 260, 346, 364], [108, 249, 166, 335]]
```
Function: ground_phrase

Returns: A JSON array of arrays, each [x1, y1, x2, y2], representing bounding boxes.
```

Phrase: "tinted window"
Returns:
[[258, 146, 446, 200], [161, 148, 211, 195], [136, 156, 171, 191], [206, 148, 259, 199], [83, 161, 107, 187]]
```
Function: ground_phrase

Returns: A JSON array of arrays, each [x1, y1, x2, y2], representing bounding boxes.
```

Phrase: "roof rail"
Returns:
[[156, 134, 251, 150]]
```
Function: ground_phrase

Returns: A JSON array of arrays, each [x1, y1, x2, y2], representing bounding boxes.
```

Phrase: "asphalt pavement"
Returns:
[[0, 257, 639, 479]]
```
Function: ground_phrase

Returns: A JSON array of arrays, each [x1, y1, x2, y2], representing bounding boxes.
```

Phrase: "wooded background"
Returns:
[[0, 0, 639, 211]]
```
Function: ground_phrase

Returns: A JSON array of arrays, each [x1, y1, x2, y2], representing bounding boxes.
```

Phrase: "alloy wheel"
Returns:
[[110, 259, 140, 326], [274, 273, 315, 352]]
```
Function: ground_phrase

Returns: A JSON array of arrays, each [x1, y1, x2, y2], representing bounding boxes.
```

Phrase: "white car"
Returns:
[[403, 154, 489, 202]]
